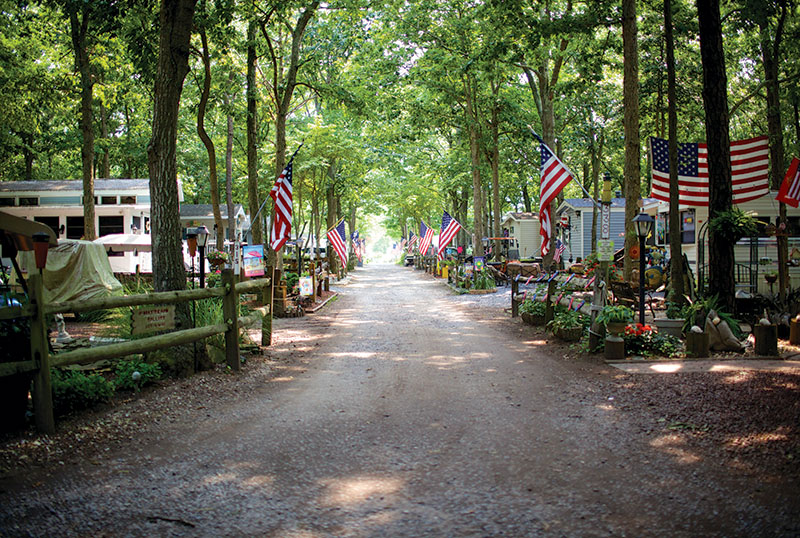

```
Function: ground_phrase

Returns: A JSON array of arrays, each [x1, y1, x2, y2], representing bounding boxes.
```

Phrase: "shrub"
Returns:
[[51, 368, 114, 416], [520, 298, 547, 316], [547, 309, 590, 331], [113, 359, 162, 392], [596, 305, 634, 325]]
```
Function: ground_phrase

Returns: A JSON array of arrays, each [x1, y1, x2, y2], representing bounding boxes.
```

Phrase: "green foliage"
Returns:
[[51, 368, 114, 417], [113, 359, 161, 392], [623, 324, 682, 358], [470, 271, 495, 290], [708, 208, 758, 244], [519, 298, 547, 316], [547, 309, 589, 331], [596, 305, 634, 325], [284, 271, 300, 290]]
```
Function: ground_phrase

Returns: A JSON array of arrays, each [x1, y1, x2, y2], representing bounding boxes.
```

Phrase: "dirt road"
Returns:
[[1, 263, 798, 536]]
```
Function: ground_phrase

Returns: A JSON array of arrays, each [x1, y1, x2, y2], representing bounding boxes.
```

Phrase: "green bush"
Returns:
[[520, 298, 547, 316], [113, 359, 162, 392], [51, 368, 114, 416], [471, 271, 495, 290]]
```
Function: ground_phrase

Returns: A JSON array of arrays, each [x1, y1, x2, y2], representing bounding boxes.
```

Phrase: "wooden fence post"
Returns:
[[30, 273, 55, 434], [222, 269, 240, 371], [544, 278, 557, 326], [262, 265, 274, 347], [511, 276, 519, 318]]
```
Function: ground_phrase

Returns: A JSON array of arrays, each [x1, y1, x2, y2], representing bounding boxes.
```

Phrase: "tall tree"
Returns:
[[245, 18, 262, 246], [258, 0, 320, 264], [665, 0, 685, 305], [622, 0, 641, 281], [147, 0, 197, 294], [697, 0, 735, 312]]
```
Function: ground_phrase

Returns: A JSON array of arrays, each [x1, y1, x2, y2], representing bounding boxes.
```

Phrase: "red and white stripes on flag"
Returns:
[[536, 135, 575, 257], [777, 157, 800, 208], [418, 220, 434, 256], [437, 211, 462, 261], [327, 219, 348, 267], [649, 135, 770, 207], [269, 160, 294, 251]]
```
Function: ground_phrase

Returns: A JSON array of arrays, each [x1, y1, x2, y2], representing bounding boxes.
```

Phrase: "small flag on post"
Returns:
[[553, 238, 566, 263], [406, 232, 418, 254], [418, 221, 434, 256], [437, 211, 462, 261], [777, 157, 800, 208], [327, 219, 348, 268]]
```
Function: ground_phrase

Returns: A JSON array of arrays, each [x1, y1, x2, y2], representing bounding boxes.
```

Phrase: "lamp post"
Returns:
[[196, 225, 209, 288], [633, 210, 655, 325], [32, 232, 50, 275]]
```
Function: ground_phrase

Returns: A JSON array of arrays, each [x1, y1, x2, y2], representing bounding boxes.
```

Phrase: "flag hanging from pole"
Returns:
[[777, 157, 800, 208], [418, 221, 434, 256], [269, 145, 303, 251], [406, 231, 418, 254], [553, 238, 566, 263], [649, 135, 769, 207], [535, 133, 575, 257], [437, 211, 462, 261], [327, 219, 348, 267]]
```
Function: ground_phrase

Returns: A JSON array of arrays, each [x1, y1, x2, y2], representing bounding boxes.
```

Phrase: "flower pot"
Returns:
[[521, 312, 545, 326], [554, 326, 583, 341], [606, 321, 628, 337], [654, 317, 684, 339]]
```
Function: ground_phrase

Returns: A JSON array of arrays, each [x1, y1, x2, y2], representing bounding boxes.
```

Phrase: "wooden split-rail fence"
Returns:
[[0, 268, 273, 434]]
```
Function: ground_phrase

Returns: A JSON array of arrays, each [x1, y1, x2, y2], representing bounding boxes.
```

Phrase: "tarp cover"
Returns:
[[21, 240, 123, 304]]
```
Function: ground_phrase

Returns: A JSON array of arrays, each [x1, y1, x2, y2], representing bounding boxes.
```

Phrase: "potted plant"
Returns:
[[596, 304, 634, 336], [206, 249, 230, 267], [520, 298, 547, 325], [708, 207, 758, 244], [654, 300, 687, 338], [547, 309, 587, 341]]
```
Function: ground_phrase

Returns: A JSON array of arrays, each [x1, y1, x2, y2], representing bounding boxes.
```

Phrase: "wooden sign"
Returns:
[[132, 305, 176, 335]]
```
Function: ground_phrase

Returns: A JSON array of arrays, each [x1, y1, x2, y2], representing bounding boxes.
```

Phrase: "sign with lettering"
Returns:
[[598, 240, 614, 262], [601, 204, 611, 240], [132, 305, 176, 335]]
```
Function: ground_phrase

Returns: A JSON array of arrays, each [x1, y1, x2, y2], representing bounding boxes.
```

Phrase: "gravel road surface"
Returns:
[[1, 263, 798, 537]]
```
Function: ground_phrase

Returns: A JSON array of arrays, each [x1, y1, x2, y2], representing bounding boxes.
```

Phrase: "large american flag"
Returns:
[[418, 220, 434, 256], [536, 134, 574, 257], [269, 160, 294, 251], [649, 136, 769, 207], [327, 219, 348, 267], [437, 211, 461, 261]]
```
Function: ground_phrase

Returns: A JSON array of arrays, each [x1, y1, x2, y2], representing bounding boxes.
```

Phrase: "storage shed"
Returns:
[[555, 198, 635, 262]]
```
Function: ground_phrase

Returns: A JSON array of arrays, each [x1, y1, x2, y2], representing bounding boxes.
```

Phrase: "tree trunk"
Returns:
[[246, 19, 261, 246], [760, 7, 788, 301], [22, 132, 33, 181], [463, 74, 484, 257], [666, 0, 686, 304], [197, 26, 224, 240], [590, 129, 604, 252], [147, 0, 197, 294], [622, 0, 641, 281], [99, 101, 110, 179], [225, 73, 235, 247], [69, 6, 96, 240], [698, 0, 735, 313]]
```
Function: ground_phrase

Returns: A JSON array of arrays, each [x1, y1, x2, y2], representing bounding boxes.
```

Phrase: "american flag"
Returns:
[[406, 232, 418, 254], [269, 158, 295, 251], [351, 231, 362, 261], [553, 238, 566, 263], [437, 211, 462, 261], [535, 134, 574, 257], [649, 136, 769, 207], [418, 220, 434, 256], [327, 219, 348, 267], [777, 157, 800, 208]]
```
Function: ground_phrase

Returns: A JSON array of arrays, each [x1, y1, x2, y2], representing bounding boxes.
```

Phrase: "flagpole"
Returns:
[[325, 217, 345, 234], [531, 130, 601, 209]]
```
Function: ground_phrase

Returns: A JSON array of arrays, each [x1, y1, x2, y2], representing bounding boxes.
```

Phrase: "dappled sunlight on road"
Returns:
[[649, 435, 703, 465], [319, 474, 405, 507]]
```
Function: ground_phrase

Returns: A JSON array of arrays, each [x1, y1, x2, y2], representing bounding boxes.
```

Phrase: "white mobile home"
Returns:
[[500, 212, 541, 260], [555, 198, 639, 262]]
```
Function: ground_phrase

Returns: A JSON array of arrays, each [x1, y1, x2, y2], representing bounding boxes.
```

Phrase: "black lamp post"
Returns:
[[633, 211, 655, 325], [196, 225, 209, 288]]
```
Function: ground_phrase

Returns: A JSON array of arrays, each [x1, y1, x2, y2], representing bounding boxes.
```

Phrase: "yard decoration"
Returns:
[[596, 304, 634, 336], [704, 310, 746, 352]]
